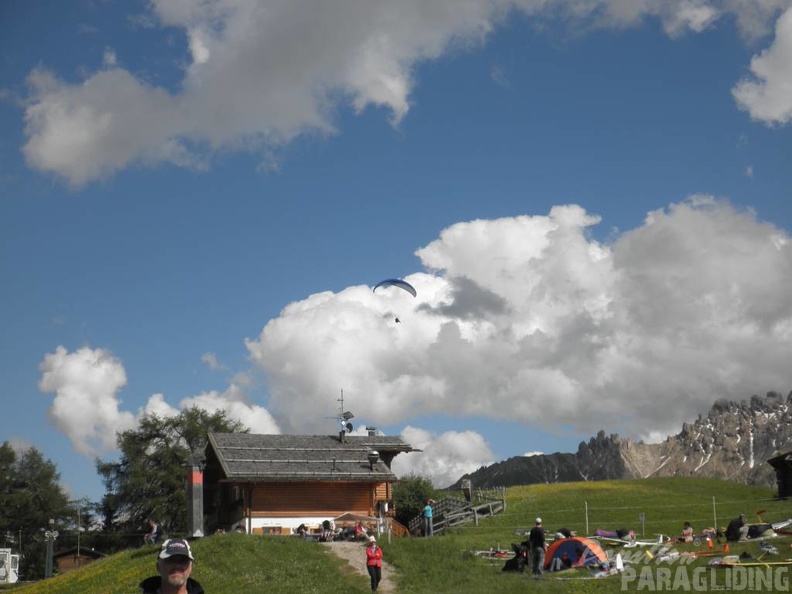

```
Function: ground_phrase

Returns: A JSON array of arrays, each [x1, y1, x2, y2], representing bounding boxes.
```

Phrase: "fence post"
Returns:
[[585, 501, 589, 536]]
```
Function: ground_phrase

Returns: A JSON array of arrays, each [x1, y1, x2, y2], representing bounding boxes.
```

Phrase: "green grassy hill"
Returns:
[[6, 477, 790, 593], [3, 534, 371, 594]]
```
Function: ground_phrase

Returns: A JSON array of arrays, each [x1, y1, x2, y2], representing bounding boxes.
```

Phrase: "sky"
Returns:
[[2, 0, 792, 504]]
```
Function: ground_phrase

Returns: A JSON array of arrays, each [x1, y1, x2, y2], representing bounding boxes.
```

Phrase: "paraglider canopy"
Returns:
[[373, 278, 417, 297]]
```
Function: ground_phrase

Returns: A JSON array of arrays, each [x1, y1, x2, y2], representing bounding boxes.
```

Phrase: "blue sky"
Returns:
[[2, 1, 792, 502]]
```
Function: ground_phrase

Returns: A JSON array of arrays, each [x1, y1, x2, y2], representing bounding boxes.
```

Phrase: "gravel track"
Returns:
[[322, 540, 396, 593]]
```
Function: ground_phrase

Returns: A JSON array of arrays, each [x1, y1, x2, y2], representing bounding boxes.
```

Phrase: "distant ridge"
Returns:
[[452, 391, 792, 490]]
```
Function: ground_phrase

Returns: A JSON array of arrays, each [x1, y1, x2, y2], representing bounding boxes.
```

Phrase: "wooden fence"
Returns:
[[408, 487, 506, 536]]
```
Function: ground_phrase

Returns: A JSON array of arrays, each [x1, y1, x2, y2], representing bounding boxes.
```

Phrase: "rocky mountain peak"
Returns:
[[453, 391, 792, 490]]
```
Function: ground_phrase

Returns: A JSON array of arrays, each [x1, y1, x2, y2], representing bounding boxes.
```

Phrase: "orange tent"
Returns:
[[544, 536, 607, 571]]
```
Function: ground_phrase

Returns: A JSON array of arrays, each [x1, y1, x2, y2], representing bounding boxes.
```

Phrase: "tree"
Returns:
[[392, 473, 438, 528], [96, 407, 246, 547], [0, 442, 72, 579]]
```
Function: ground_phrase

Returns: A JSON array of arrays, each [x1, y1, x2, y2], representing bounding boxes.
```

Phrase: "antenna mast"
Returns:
[[337, 390, 354, 436]]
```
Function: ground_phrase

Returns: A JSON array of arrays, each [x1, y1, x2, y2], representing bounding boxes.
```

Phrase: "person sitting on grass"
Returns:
[[354, 521, 368, 540], [679, 521, 694, 543], [144, 520, 163, 545]]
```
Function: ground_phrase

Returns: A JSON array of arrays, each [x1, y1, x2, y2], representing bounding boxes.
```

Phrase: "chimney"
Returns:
[[368, 450, 379, 470]]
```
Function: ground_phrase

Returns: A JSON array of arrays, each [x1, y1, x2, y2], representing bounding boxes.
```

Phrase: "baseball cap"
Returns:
[[369, 535, 377, 542], [536, 517, 542, 524], [158, 538, 194, 561]]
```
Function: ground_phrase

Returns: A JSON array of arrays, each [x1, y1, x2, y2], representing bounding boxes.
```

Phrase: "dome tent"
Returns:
[[544, 536, 607, 571]]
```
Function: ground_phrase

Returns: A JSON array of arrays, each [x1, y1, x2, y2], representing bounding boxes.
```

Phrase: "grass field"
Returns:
[[4, 477, 791, 593]]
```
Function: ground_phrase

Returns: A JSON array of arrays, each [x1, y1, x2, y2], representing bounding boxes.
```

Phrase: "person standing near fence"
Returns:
[[423, 499, 435, 537], [365, 535, 383, 592], [528, 517, 547, 577]]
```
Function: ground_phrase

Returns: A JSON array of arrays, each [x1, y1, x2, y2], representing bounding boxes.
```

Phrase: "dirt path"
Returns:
[[322, 541, 397, 593]]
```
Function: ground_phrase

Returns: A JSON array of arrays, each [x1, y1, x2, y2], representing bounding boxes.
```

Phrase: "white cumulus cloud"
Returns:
[[179, 384, 280, 434], [391, 426, 495, 488], [201, 352, 227, 371], [38, 346, 280, 458], [733, 6, 792, 125], [38, 346, 136, 456]]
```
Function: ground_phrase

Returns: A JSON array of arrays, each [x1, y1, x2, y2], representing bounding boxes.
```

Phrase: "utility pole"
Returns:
[[69, 500, 83, 568], [76, 505, 81, 562]]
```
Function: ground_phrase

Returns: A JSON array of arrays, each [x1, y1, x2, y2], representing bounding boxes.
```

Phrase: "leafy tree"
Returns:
[[0, 442, 72, 579], [392, 473, 438, 528], [96, 407, 246, 547]]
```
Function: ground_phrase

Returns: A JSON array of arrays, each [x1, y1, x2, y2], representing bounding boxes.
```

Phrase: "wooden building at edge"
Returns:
[[768, 451, 792, 499], [52, 547, 107, 574], [203, 432, 419, 535]]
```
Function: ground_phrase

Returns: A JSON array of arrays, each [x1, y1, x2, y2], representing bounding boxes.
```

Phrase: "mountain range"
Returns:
[[453, 391, 792, 491]]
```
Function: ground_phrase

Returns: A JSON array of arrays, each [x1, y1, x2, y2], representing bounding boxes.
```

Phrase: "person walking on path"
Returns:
[[365, 535, 383, 592], [423, 499, 435, 537], [527, 517, 547, 577]]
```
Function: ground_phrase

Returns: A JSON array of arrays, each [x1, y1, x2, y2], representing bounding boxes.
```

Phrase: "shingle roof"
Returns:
[[207, 432, 418, 482], [768, 451, 792, 468], [53, 547, 107, 560]]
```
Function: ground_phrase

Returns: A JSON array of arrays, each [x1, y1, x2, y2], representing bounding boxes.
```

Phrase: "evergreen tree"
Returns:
[[0, 442, 71, 579], [96, 407, 245, 548]]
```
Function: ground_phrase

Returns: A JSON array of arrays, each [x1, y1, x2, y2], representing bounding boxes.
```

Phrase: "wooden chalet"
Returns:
[[203, 431, 418, 535]]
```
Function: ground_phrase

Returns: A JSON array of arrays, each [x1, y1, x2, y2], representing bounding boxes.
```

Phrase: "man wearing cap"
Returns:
[[527, 517, 547, 577], [365, 535, 383, 592], [140, 538, 204, 594]]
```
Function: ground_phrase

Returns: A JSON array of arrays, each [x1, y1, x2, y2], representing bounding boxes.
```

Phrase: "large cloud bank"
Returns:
[[38, 198, 792, 487], [20, 1, 792, 186], [248, 198, 792, 443]]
